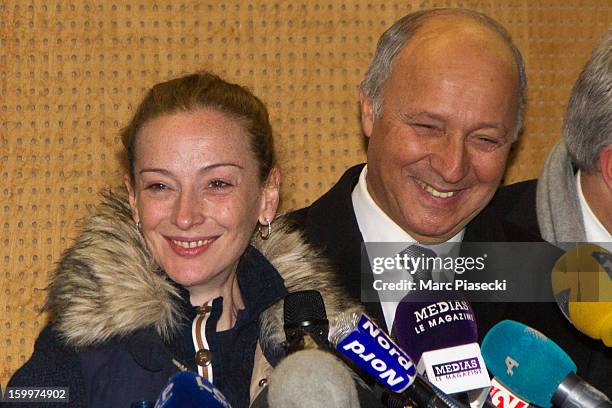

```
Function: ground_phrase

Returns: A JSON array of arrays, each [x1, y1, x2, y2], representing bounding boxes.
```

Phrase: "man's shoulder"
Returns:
[[479, 178, 541, 241], [493, 179, 537, 209], [284, 164, 364, 234], [284, 206, 308, 231]]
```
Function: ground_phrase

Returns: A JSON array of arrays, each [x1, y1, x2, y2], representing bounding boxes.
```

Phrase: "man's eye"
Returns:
[[472, 135, 504, 151], [413, 123, 437, 130], [411, 123, 442, 133], [477, 136, 501, 145]]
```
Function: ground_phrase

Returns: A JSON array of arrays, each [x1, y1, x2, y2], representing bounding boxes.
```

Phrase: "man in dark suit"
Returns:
[[289, 8, 610, 393]]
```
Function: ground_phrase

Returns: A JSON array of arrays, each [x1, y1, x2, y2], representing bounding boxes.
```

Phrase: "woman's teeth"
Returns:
[[171, 239, 213, 248], [416, 180, 456, 198]]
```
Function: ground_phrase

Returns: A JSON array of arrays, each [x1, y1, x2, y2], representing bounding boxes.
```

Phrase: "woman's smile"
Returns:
[[166, 236, 218, 257]]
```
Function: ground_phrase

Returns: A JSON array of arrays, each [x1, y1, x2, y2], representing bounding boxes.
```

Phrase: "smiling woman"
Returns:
[[6, 72, 362, 408], [122, 80, 280, 324]]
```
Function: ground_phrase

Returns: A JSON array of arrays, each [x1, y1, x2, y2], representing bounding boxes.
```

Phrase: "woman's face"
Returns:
[[125, 109, 279, 294]]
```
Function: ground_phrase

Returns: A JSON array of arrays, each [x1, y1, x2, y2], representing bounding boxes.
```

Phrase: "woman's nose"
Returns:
[[171, 190, 205, 230]]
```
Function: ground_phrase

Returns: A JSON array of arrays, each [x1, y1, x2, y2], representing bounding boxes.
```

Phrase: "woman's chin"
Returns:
[[166, 270, 212, 288]]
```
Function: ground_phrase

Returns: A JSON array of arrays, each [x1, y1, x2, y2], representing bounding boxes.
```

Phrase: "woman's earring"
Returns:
[[136, 221, 142, 234], [258, 218, 272, 240]]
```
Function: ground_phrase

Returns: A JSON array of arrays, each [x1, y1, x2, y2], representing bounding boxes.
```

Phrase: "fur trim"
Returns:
[[46, 189, 183, 347], [253, 222, 363, 353], [46, 188, 362, 348]]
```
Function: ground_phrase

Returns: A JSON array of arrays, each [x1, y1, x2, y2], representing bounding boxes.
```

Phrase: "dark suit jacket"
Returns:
[[288, 164, 611, 394]]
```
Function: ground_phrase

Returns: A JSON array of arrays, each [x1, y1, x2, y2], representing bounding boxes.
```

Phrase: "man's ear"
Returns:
[[124, 174, 140, 224], [598, 145, 612, 192], [359, 91, 375, 139], [258, 167, 281, 224]]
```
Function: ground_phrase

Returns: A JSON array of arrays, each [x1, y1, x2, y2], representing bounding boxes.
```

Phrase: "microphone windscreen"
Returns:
[[267, 349, 359, 408], [284, 290, 327, 325], [392, 290, 478, 362], [551, 244, 612, 346], [569, 302, 612, 346], [481, 320, 576, 407]]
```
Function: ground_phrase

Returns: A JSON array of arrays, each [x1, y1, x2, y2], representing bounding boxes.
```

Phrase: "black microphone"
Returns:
[[276, 290, 385, 407], [283, 290, 330, 353]]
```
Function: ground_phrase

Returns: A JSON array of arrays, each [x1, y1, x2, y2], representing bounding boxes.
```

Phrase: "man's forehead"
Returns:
[[385, 19, 520, 99], [403, 17, 515, 63]]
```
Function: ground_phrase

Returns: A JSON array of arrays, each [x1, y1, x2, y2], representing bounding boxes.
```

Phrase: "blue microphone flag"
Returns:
[[335, 313, 417, 393]]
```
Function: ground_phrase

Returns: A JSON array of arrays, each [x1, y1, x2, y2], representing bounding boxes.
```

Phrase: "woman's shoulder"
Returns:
[[7, 325, 88, 406], [9, 325, 82, 380], [8, 325, 180, 407]]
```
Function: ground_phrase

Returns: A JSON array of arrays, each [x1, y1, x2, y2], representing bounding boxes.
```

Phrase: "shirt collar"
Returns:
[[577, 170, 611, 242]]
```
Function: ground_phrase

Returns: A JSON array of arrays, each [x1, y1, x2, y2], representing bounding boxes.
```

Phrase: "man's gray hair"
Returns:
[[564, 28, 612, 172], [360, 8, 527, 139]]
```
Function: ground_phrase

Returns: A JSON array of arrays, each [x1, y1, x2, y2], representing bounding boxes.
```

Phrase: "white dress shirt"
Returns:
[[577, 170, 611, 249], [351, 165, 464, 332]]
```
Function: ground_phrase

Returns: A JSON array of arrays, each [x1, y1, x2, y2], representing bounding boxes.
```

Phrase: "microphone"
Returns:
[[276, 291, 384, 407], [154, 371, 232, 408], [283, 290, 330, 353], [551, 244, 612, 346], [566, 302, 612, 346], [331, 311, 466, 408], [267, 349, 359, 408], [392, 290, 490, 407], [481, 320, 611, 408]]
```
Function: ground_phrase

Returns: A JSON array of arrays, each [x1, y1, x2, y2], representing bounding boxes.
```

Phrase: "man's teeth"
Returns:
[[416, 180, 456, 198], [171, 239, 213, 248]]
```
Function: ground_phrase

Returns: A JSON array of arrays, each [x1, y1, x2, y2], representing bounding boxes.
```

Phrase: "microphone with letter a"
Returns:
[[481, 320, 611, 408], [392, 290, 491, 408], [551, 244, 612, 346], [154, 370, 232, 408]]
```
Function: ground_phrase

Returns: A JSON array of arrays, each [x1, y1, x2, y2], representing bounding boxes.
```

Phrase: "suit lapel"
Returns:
[[302, 165, 386, 326]]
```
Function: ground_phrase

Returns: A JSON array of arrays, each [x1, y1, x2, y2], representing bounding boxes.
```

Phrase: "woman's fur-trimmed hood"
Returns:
[[46, 188, 362, 348]]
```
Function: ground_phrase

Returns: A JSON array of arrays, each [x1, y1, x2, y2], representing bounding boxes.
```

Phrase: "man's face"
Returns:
[[362, 22, 520, 243]]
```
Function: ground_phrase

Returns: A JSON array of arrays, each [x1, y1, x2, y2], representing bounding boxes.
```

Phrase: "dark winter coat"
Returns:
[[7, 189, 364, 407]]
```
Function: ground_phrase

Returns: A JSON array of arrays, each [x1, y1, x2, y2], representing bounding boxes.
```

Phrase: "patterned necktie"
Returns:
[[399, 244, 438, 284]]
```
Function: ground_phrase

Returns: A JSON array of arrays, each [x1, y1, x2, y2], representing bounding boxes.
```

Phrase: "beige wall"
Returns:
[[1, 0, 610, 385]]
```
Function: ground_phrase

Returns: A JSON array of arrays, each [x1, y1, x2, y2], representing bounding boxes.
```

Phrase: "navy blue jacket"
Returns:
[[7, 246, 288, 408]]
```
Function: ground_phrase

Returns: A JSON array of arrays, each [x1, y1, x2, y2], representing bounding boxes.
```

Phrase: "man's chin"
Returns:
[[401, 216, 466, 243]]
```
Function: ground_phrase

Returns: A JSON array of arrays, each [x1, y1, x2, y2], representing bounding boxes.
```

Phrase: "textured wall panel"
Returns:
[[1, 1, 609, 386]]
